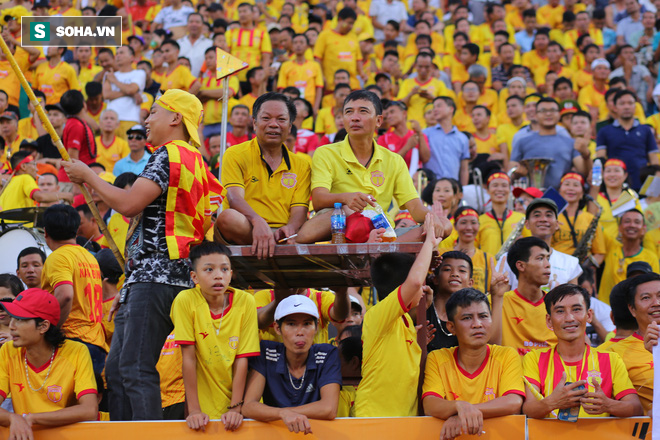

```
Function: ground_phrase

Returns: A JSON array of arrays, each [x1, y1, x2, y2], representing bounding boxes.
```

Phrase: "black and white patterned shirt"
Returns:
[[124, 146, 193, 288]]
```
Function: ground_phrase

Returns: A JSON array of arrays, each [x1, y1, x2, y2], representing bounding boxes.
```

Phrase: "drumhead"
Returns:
[[0, 228, 51, 275]]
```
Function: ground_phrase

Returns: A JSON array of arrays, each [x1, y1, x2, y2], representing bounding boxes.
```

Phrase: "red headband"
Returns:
[[456, 208, 479, 220], [487, 172, 510, 185], [10, 155, 34, 174], [604, 158, 627, 170], [560, 172, 585, 185], [394, 211, 414, 222]]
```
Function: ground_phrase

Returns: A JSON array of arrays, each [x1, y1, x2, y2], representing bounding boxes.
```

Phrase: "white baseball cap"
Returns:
[[274, 295, 319, 321], [591, 58, 610, 70]]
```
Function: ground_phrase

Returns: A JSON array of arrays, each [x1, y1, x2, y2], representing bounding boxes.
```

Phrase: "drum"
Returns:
[[0, 228, 51, 274]]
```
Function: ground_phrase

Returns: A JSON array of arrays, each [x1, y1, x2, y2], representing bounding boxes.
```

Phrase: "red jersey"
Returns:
[[129, 1, 156, 21], [377, 129, 420, 168], [60, 117, 97, 182], [295, 128, 319, 154], [226, 132, 249, 148]]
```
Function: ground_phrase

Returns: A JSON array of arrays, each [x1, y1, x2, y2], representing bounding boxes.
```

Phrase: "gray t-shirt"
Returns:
[[510, 131, 578, 189]]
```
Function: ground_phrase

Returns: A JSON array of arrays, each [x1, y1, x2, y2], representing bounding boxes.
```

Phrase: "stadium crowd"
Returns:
[[0, 0, 658, 437]]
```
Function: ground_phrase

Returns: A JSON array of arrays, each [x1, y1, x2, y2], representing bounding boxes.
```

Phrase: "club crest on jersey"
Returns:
[[587, 370, 602, 386], [281, 172, 297, 189], [371, 170, 385, 187], [47, 385, 63, 403], [229, 336, 239, 350], [484, 387, 495, 401]]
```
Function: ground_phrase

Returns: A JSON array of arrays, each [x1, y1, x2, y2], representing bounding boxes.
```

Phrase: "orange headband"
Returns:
[[487, 172, 510, 185], [395, 211, 414, 222], [604, 158, 627, 171], [456, 208, 479, 220], [560, 172, 585, 185]]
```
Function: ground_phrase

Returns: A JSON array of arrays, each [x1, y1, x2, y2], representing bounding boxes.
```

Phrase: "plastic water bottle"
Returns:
[[592, 159, 603, 187], [331, 203, 346, 244], [367, 201, 397, 242]]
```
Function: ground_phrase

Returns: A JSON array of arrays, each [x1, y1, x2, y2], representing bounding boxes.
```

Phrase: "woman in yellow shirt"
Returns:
[[439, 206, 496, 295], [422, 177, 463, 246], [552, 172, 606, 265], [589, 158, 642, 239]]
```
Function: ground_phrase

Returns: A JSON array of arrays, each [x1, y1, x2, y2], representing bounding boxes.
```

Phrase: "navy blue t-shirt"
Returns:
[[249, 340, 342, 408]]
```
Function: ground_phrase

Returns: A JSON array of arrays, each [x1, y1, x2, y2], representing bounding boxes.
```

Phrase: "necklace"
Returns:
[[211, 294, 229, 336], [24, 348, 56, 392], [287, 364, 306, 391], [433, 302, 453, 337]]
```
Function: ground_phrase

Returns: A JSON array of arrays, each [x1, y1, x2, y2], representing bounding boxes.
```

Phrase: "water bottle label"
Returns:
[[331, 215, 346, 231], [371, 213, 390, 230]]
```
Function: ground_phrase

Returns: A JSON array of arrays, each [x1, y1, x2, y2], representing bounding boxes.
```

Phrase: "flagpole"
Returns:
[[219, 77, 229, 173], [0, 36, 125, 268]]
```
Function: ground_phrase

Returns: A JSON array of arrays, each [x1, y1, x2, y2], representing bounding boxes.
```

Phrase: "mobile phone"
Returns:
[[557, 382, 585, 422]]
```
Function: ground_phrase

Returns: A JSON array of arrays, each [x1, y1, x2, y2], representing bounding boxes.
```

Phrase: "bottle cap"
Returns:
[[334, 202, 342, 209]]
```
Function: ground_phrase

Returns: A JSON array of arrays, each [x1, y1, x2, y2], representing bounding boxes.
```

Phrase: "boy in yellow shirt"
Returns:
[[171, 242, 260, 431], [423, 288, 524, 439], [95, 109, 129, 173], [354, 213, 441, 417]]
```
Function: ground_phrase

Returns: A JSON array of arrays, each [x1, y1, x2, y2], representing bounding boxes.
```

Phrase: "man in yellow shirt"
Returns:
[[297, 90, 453, 243], [95, 109, 129, 173], [423, 289, 525, 439], [0, 289, 98, 436], [41, 204, 107, 374], [598, 209, 660, 303], [76, 47, 102, 94], [496, 95, 527, 160], [0, 111, 25, 155], [314, 83, 351, 139], [607, 273, 660, 413], [537, 0, 564, 29], [159, 40, 200, 94], [226, 2, 272, 82], [215, 93, 311, 259], [355, 216, 442, 417], [0, 151, 72, 212], [522, 284, 642, 418], [578, 58, 610, 122], [34, 47, 79, 105], [397, 52, 455, 128], [313, 7, 364, 90], [277, 33, 324, 114], [491, 237, 558, 356]]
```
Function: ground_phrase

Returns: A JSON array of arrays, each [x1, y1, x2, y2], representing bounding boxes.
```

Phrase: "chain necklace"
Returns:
[[433, 302, 453, 337], [24, 348, 56, 392], [287, 364, 306, 391], [211, 294, 229, 336]]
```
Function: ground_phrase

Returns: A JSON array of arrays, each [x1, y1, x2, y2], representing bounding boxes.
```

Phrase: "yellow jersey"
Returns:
[[221, 139, 311, 228], [477, 210, 526, 256], [524, 344, 637, 417], [277, 59, 324, 103], [160, 65, 197, 92], [355, 286, 421, 417], [474, 133, 499, 155], [101, 295, 115, 348], [41, 244, 106, 351], [156, 332, 185, 408], [0, 174, 38, 212], [551, 210, 606, 256], [397, 77, 455, 129], [17, 118, 38, 141], [501, 289, 558, 356], [199, 72, 239, 125], [496, 121, 528, 154], [170, 286, 260, 418], [314, 107, 338, 135], [226, 27, 273, 81], [0, 340, 97, 415], [95, 135, 129, 173], [521, 50, 550, 76], [107, 212, 130, 257], [423, 345, 525, 403], [0, 60, 21, 106], [312, 138, 419, 224], [537, 4, 565, 29], [578, 84, 608, 121], [598, 243, 659, 305], [605, 333, 653, 412], [313, 29, 362, 89], [34, 61, 80, 105]]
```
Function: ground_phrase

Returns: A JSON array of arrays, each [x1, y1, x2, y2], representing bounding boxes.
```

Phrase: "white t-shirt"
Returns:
[[154, 5, 194, 30], [497, 248, 583, 291], [105, 69, 146, 123], [369, 0, 408, 41], [176, 35, 213, 77]]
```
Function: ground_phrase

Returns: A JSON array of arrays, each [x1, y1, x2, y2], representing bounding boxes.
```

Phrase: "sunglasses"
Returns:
[[128, 134, 145, 140], [0, 297, 14, 303]]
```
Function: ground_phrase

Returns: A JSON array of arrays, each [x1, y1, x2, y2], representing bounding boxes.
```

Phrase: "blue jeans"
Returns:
[[105, 283, 186, 421]]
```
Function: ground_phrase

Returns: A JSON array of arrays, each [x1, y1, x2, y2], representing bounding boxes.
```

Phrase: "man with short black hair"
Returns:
[[523, 284, 642, 418], [215, 93, 311, 258], [176, 13, 212, 76], [296, 90, 452, 243], [103, 46, 146, 139], [16, 247, 46, 289], [596, 90, 659, 191], [243, 295, 341, 434], [113, 125, 150, 176]]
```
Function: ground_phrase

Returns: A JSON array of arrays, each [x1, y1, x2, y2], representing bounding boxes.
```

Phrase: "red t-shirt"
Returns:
[[226, 132, 249, 148], [129, 1, 156, 21], [377, 128, 418, 168], [59, 117, 97, 182], [295, 128, 319, 154]]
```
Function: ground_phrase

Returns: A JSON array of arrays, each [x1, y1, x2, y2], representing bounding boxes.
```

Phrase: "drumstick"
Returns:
[[0, 35, 125, 269]]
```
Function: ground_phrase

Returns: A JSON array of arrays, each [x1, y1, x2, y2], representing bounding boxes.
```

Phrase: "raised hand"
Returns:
[[490, 256, 510, 298]]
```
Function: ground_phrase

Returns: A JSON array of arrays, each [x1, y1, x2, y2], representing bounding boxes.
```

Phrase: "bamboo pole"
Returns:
[[0, 36, 125, 268]]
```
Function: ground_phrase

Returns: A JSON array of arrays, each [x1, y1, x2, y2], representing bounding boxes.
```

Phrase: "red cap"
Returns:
[[1, 288, 60, 325], [512, 187, 543, 199]]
